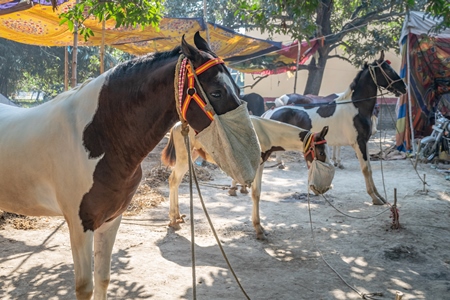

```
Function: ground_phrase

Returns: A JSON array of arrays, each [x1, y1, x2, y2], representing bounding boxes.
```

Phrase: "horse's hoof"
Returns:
[[338, 164, 344, 169], [228, 189, 237, 196], [372, 198, 385, 205], [240, 187, 249, 194], [278, 164, 285, 169], [256, 233, 268, 240], [168, 222, 182, 230]]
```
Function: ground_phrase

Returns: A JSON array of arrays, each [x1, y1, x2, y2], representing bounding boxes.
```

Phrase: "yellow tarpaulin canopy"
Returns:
[[0, 0, 302, 74]]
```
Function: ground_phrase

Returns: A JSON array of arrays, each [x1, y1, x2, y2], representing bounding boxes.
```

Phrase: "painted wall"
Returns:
[[242, 30, 402, 99]]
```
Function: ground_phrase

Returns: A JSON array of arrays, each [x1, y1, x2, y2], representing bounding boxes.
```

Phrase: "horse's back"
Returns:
[[263, 98, 359, 146]]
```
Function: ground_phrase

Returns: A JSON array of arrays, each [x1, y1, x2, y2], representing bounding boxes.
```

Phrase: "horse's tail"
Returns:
[[161, 129, 176, 167]]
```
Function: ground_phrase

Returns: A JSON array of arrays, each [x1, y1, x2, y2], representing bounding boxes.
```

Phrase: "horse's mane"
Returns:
[[335, 61, 371, 102], [115, 46, 181, 73], [349, 62, 369, 91]]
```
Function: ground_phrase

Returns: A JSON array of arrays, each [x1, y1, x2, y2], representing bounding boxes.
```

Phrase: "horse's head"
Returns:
[[369, 51, 407, 97], [179, 32, 241, 132], [300, 126, 330, 167]]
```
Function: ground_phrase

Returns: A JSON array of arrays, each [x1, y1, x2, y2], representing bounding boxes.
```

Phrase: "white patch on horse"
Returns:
[[0, 74, 108, 217]]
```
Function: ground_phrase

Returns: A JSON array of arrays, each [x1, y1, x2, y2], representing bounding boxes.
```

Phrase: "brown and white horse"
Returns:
[[263, 51, 406, 205], [161, 116, 330, 240], [0, 33, 260, 299]]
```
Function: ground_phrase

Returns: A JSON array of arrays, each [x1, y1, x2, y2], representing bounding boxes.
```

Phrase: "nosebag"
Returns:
[[196, 103, 261, 186], [308, 159, 335, 195]]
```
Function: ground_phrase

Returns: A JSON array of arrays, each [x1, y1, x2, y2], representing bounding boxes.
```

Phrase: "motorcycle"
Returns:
[[418, 110, 450, 162]]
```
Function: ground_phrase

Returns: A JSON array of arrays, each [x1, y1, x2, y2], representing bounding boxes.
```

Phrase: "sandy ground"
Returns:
[[1, 130, 450, 300]]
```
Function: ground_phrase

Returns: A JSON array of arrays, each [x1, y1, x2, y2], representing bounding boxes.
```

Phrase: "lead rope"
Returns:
[[305, 130, 383, 299], [175, 54, 197, 299], [191, 163, 252, 300], [175, 55, 249, 299]]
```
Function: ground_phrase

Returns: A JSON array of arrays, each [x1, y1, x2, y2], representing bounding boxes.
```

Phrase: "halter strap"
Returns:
[[303, 132, 327, 169], [368, 61, 403, 93], [180, 57, 225, 121]]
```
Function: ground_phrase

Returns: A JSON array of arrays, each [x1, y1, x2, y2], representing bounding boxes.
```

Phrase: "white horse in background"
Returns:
[[161, 116, 330, 240]]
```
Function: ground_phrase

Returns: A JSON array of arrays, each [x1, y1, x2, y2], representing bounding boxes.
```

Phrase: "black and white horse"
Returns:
[[274, 93, 380, 168], [241, 92, 265, 116], [262, 51, 406, 205]]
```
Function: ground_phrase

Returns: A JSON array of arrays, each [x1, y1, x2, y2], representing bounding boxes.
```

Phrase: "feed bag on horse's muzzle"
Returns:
[[196, 103, 261, 185], [308, 160, 335, 195]]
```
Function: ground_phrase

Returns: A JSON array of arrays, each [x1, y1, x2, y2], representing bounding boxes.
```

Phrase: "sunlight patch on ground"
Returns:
[[390, 278, 413, 289]]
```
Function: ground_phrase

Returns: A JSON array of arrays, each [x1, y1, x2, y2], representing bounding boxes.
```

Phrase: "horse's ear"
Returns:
[[378, 50, 385, 63], [319, 126, 329, 138], [193, 31, 213, 53], [299, 131, 308, 141], [181, 34, 200, 61]]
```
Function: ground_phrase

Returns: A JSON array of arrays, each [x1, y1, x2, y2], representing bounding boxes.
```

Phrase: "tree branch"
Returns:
[[326, 10, 404, 45], [243, 75, 269, 89]]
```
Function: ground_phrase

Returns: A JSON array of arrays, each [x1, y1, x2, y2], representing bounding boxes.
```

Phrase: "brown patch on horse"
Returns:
[[261, 146, 284, 162], [161, 131, 176, 167], [196, 148, 208, 160], [80, 50, 182, 232], [271, 107, 313, 131], [316, 102, 337, 118]]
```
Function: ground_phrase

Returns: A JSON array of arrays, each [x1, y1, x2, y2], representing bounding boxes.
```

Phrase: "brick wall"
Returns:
[[377, 104, 397, 130]]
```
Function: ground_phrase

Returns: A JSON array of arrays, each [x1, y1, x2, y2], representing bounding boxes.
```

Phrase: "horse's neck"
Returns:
[[254, 119, 304, 152], [87, 58, 179, 170], [351, 70, 378, 115]]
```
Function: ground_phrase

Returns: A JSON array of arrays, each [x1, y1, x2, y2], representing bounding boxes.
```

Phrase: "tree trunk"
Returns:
[[303, 0, 333, 95], [303, 49, 329, 95]]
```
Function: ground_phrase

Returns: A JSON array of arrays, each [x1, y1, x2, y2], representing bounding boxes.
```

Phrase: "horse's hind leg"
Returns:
[[93, 216, 122, 300], [275, 152, 285, 169], [168, 151, 197, 229], [228, 179, 238, 196], [251, 164, 267, 240], [352, 143, 385, 205], [67, 220, 94, 300]]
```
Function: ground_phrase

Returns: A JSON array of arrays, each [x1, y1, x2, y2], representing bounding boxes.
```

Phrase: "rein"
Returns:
[[368, 61, 404, 93], [173, 54, 250, 300], [282, 60, 401, 109]]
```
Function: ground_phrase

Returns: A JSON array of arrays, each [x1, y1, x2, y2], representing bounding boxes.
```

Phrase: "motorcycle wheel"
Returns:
[[419, 142, 437, 162]]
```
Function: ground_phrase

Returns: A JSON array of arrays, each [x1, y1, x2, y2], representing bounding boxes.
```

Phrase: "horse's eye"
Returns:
[[210, 91, 221, 98]]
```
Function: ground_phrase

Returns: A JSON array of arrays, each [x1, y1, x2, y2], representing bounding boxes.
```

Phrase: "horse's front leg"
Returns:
[[352, 143, 385, 205], [251, 164, 267, 240], [332, 146, 344, 169], [93, 216, 122, 300], [67, 218, 94, 300]]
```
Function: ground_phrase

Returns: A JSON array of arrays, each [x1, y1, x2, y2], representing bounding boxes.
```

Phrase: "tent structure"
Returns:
[[396, 11, 450, 152], [0, 0, 318, 75]]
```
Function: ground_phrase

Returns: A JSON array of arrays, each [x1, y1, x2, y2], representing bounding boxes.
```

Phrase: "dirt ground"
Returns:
[[1, 130, 450, 300]]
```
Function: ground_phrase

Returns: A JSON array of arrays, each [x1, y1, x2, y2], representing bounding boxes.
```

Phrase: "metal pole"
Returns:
[[293, 40, 301, 93], [407, 29, 416, 154]]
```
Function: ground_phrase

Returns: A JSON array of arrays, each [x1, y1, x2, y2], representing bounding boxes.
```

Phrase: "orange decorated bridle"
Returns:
[[177, 56, 225, 121], [303, 132, 327, 168]]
